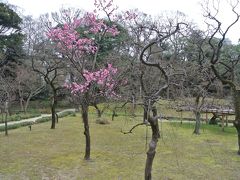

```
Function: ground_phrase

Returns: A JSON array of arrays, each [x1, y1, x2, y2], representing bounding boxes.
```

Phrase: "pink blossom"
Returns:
[[47, 10, 119, 56], [65, 64, 118, 97], [48, 0, 121, 98]]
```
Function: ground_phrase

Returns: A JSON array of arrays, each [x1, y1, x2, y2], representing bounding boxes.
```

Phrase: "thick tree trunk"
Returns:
[[50, 93, 57, 129], [193, 111, 201, 134], [81, 104, 91, 160], [233, 89, 240, 155], [145, 107, 160, 180]]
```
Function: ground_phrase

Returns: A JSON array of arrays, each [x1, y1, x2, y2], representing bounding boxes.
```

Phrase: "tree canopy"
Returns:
[[0, 2, 23, 68]]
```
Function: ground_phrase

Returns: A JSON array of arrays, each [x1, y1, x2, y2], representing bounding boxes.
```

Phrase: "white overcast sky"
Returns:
[[4, 0, 240, 44]]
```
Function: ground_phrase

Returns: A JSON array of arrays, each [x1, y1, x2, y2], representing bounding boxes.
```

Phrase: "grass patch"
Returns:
[[0, 114, 240, 179], [169, 121, 237, 135]]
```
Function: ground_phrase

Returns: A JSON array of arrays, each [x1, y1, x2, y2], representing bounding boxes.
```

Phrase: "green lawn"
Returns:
[[1, 113, 240, 179]]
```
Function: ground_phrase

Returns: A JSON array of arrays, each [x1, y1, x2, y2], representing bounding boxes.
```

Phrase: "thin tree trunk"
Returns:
[[233, 89, 240, 155], [50, 92, 57, 129], [24, 93, 33, 113], [18, 82, 24, 112], [131, 94, 136, 116], [81, 104, 91, 160], [193, 95, 202, 134], [167, 78, 170, 99], [193, 111, 201, 134], [4, 102, 9, 136], [4, 112, 8, 136], [56, 113, 59, 123], [145, 106, 160, 180], [143, 105, 148, 123], [24, 86, 45, 113], [1, 112, 3, 123], [94, 104, 101, 118], [20, 97, 24, 112]]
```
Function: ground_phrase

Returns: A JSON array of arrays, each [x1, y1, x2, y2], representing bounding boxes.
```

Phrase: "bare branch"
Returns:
[[121, 122, 147, 134]]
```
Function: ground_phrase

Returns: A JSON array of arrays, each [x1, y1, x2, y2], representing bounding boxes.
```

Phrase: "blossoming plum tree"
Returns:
[[47, 0, 121, 160]]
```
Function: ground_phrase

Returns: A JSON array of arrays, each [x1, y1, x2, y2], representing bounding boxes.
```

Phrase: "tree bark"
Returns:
[[131, 94, 136, 116], [193, 111, 201, 134], [145, 107, 160, 180], [4, 102, 9, 136], [193, 95, 203, 135], [94, 104, 101, 118], [233, 89, 240, 155], [4, 112, 8, 136], [20, 97, 24, 112], [50, 92, 57, 129], [1, 112, 3, 123], [143, 105, 148, 123], [18, 82, 24, 112], [81, 104, 91, 160], [24, 93, 33, 113]]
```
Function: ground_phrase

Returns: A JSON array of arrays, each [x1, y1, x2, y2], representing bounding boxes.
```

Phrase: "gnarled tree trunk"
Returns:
[[81, 104, 91, 160], [233, 89, 240, 155], [145, 106, 160, 180]]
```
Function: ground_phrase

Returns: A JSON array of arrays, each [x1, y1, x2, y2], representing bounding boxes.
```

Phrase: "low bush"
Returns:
[[8, 113, 41, 122], [96, 118, 110, 125]]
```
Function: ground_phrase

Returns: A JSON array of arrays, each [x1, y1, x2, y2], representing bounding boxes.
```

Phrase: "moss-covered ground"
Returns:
[[1, 112, 240, 179]]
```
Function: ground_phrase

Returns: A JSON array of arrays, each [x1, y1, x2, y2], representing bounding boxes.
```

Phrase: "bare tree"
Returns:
[[15, 64, 45, 112], [203, 0, 240, 153], [0, 72, 15, 136], [22, 15, 66, 129], [31, 45, 65, 129], [179, 28, 216, 134], [122, 12, 185, 177], [140, 22, 186, 179]]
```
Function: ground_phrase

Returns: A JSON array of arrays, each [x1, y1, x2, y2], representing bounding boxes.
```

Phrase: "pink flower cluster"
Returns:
[[47, 11, 119, 54], [65, 64, 118, 96]]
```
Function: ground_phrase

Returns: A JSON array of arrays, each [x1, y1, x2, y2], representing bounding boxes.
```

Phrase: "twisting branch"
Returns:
[[139, 23, 185, 99], [211, 65, 236, 89], [206, 1, 240, 64], [203, 0, 240, 90], [111, 100, 131, 121], [121, 122, 147, 134]]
